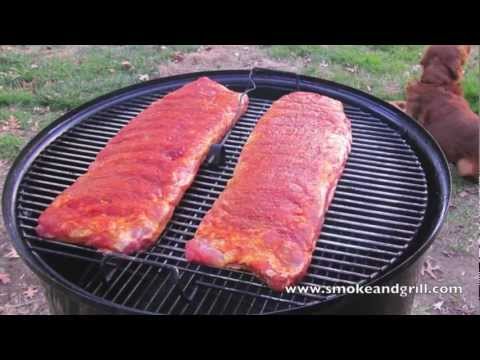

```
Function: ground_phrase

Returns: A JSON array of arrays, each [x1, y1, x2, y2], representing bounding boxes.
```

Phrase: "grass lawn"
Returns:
[[0, 45, 200, 160], [1, 45, 478, 162], [264, 45, 479, 107]]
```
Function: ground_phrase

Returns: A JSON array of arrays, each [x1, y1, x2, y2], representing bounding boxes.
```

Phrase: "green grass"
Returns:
[[0, 133, 24, 161], [413, 304, 433, 315], [0, 45, 201, 161], [0, 45, 478, 165], [0, 45, 200, 112], [264, 45, 479, 108], [442, 166, 479, 255], [463, 72, 479, 113], [0, 89, 38, 107]]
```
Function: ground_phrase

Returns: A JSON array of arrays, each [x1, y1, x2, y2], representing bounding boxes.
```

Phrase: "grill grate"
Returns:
[[15, 88, 428, 314]]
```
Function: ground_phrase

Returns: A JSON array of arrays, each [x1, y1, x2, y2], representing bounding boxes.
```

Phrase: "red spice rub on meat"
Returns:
[[186, 92, 351, 291], [36, 77, 248, 254]]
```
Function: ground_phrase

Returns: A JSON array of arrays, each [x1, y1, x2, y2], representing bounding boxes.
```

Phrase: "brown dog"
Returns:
[[404, 45, 479, 180]]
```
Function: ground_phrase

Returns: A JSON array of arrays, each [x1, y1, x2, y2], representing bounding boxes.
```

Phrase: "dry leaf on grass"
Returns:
[[421, 258, 442, 280], [33, 106, 50, 114], [0, 115, 21, 133], [4, 247, 19, 259], [23, 286, 39, 300], [458, 191, 469, 198], [171, 52, 185, 63], [432, 301, 444, 311], [0, 272, 11, 285], [138, 74, 150, 81], [121, 60, 133, 70], [441, 250, 453, 257]]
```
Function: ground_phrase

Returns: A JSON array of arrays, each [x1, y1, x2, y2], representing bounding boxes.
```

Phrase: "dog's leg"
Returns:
[[457, 157, 479, 181]]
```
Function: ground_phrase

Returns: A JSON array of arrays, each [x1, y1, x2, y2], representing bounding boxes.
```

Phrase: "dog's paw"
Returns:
[[389, 101, 407, 111], [457, 158, 479, 180]]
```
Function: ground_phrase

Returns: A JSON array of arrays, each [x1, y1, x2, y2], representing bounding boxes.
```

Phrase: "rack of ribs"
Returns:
[[186, 92, 351, 291], [36, 77, 248, 254]]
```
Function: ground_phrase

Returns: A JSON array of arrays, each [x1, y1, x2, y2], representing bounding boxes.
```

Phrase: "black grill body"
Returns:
[[2, 70, 451, 315]]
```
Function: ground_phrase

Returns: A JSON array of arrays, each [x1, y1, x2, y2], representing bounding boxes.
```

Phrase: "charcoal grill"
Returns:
[[2, 69, 450, 315]]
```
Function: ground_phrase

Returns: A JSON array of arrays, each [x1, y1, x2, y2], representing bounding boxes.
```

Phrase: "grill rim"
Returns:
[[2, 69, 451, 315]]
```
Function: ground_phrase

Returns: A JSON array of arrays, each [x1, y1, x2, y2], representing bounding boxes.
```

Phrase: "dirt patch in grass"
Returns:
[[0, 160, 49, 315], [412, 167, 478, 315], [157, 45, 303, 76]]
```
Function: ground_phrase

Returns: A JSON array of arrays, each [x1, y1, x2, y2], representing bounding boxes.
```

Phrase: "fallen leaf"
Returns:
[[0, 272, 11, 285], [4, 247, 19, 259], [421, 258, 442, 280], [20, 79, 35, 92], [30, 64, 39, 69], [432, 301, 444, 311], [441, 250, 452, 257], [0, 115, 21, 133], [33, 106, 50, 114], [243, 46, 249, 51], [458, 191, 468, 198], [138, 74, 150, 81], [346, 65, 357, 73], [108, 68, 115, 74], [319, 61, 329, 68], [23, 286, 38, 300], [120, 60, 133, 70], [171, 52, 184, 63]]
